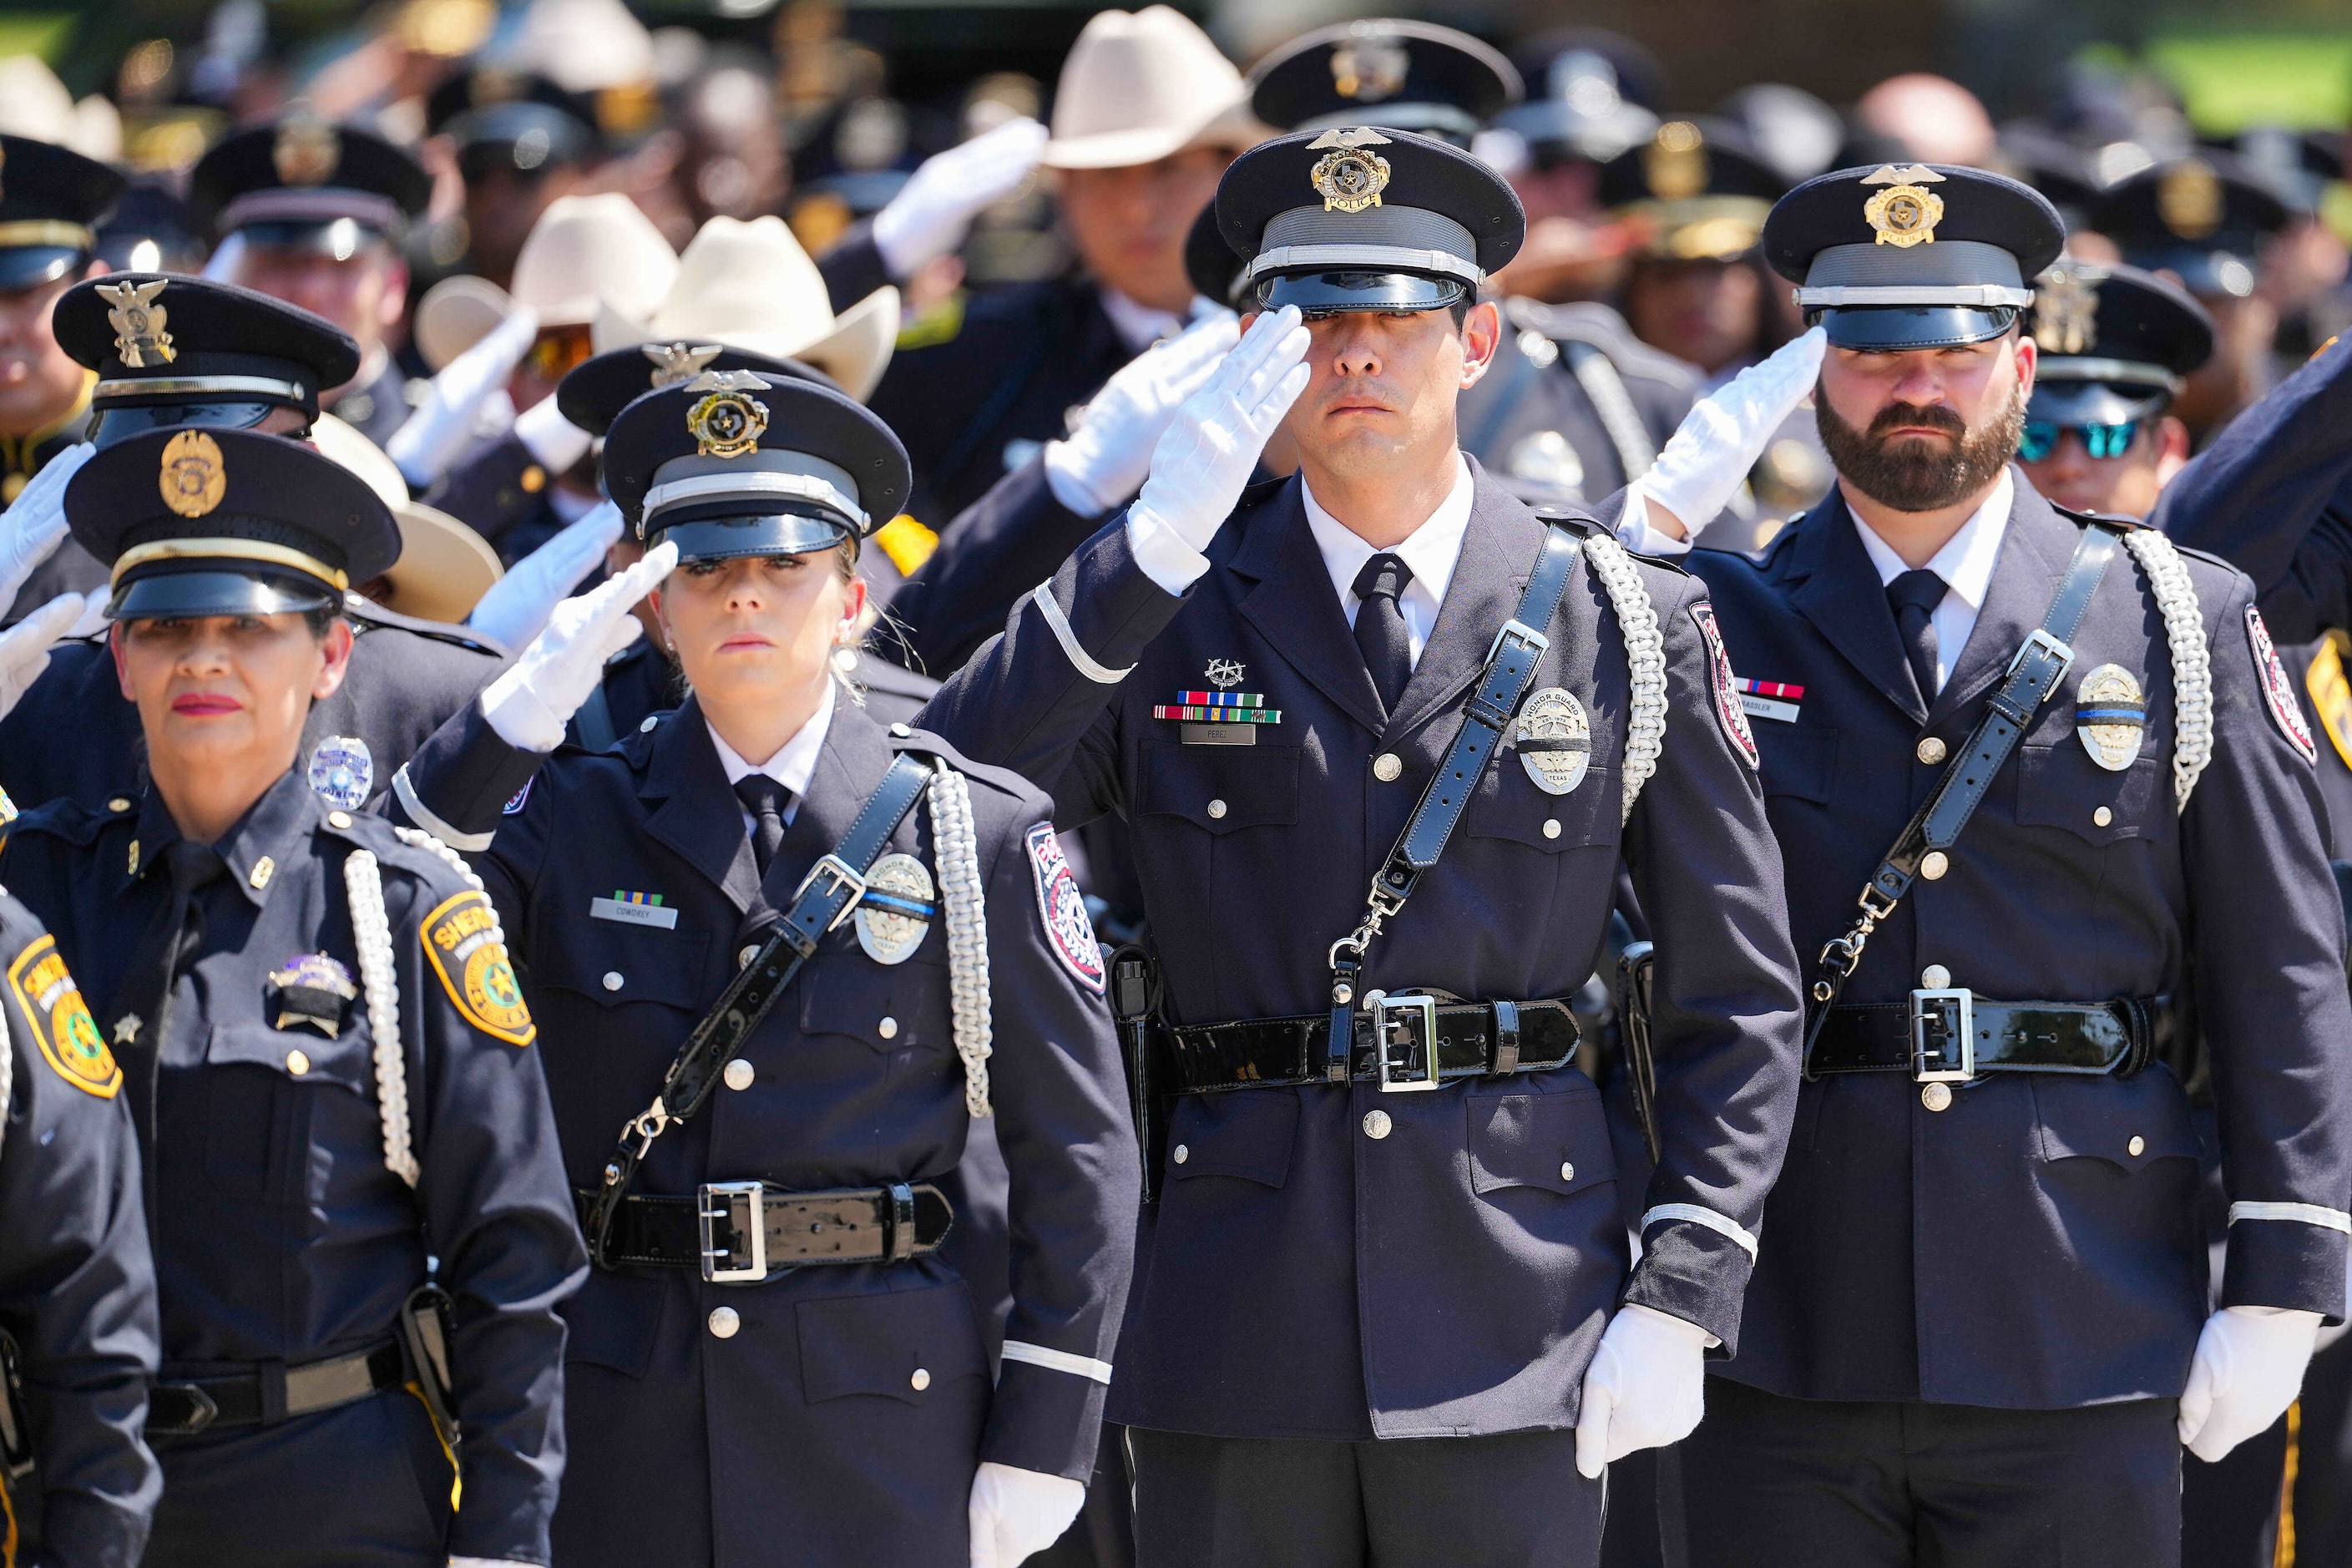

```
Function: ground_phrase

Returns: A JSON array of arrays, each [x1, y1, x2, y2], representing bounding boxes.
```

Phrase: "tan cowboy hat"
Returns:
[[1039, 8, 1262, 170], [308, 413, 504, 623], [592, 215, 899, 402], [412, 194, 680, 370]]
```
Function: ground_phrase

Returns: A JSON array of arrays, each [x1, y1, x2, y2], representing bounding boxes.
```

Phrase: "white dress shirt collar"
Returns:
[[1847, 466, 2015, 696], [706, 680, 836, 826], [1301, 453, 1477, 669]]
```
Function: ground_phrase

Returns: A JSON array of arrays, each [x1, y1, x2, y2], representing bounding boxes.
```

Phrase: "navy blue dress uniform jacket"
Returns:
[[0, 888, 159, 1565], [1686, 474, 2352, 1409], [0, 771, 585, 1565], [922, 461, 1807, 1441], [1456, 299, 1697, 507], [456, 696, 1136, 1567]]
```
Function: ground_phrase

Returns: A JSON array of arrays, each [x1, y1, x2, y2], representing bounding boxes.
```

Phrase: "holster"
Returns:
[[1109, 945, 1174, 1204], [1615, 941, 1662, 1164], [397, 1283, 459, 1451]]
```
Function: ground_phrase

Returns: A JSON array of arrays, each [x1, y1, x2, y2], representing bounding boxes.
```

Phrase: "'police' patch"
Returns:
[[1025, 823, 1104, 994], [307, 736, 373, 811], [2248, 604, 2318, 765], [1690, 601, 1759, 770], [422, 890, 535, 1045], [8, 935, 119, 1097]]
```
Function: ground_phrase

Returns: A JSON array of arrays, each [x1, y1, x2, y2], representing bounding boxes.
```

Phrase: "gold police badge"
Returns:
[[643, 341, 722, 387], [1861, 164, 1945, 248], [2074, 663, 2147, 771], [855, 852, 936, 966], [2158, 160, 2223, 240], [99, 279, 175, 367], [159, 429, 226, 518], [2033, 265, 2100, 356], [685, 369, 770, 458], [1645, 122, 1708, 201], [1329, 38, 1409, 102], [1513, 686, 1592, 796], [273, 119, 341, 186], [1308, 129, 1393, 215]]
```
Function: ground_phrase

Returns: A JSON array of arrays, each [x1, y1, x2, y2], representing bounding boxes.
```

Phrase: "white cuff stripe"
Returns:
[[391, 766, 495, 852], [2228, 1201, 2352, 1235], [1028, 583, 1134, 685], [1641, 1203, 1759, 1260], [1000, 1340, 1113, 1384]]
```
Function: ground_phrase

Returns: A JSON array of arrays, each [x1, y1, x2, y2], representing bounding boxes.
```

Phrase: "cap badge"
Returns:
[[643, 341, 723, 387], [1308, 129, 1393, 215], [1645, 122, 1708, 201], [98, 279, 175, 368], [685, 369, 769, 459], [273, 118, 342, 186], [2158, 159, 2223, 240], [1329, 37, 1409, 102], [159, 429, 227, 518], [2033, 266, 2100, 355], [1861, 164, 1945, 248]]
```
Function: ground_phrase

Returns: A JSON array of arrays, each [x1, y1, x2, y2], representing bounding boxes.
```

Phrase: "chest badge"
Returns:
[[308, 735, 374, 811], [2073, 664, 2147, 771], [1512, 686, 1592, 796], [855, 852, 938, 966], [266, 953, 357, 1038]]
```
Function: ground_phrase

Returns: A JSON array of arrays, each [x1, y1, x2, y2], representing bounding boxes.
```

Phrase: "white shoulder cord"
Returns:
[[926, 766, 994, 1118], [0, 979, 15, 1162], [2121, 530, 2213, 812], [1581, 533, 1668, 823], [342, 850, 419, 1187]]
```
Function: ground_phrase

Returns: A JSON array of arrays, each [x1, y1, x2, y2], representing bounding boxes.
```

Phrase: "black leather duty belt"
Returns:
[[148, 1339, 405, 1439], [576, 1181, 954, 1282], [1808, 990, 2174, 1081], [1167, 994, 1579, 1094]]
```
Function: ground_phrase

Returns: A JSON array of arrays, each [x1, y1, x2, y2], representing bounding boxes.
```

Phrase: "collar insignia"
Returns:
[[1860, 165, 1945, 248], [643, 341, 723, 387], [158, 429, 226, 518], [98, 280, 175, 368], [273, 119, 341, 186], [2033, 266, 2101, 355]]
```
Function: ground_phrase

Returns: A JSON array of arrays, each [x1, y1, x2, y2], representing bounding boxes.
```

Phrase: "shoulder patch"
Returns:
[[1689, 600, 1759, 770], [2248, 605, 2318, 765], [8, 935, 119, 1097], [421, 889, 535, 1045], [502, 776, 534, 816], [1024, 823, 1104, 995]]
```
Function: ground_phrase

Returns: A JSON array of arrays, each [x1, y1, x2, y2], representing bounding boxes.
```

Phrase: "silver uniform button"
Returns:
[[910, 1368, 931, 1391], [639, 716, 659, 733], [602, 971, 624, 992], [1542, 820, 1561, 840], [2092, 806, 2113, 827], [1363, 1110, 1393, 1140], [286, 1049, 311, 1076], [723, 1059, 755, 1091], [878, 1017, 899, 1040], [891, 723, 913, 738], [1206, 799, 1227, 820], [1920, 850, 1950, 880], [1921, 1082, 1953, 1112], [1172, 1144, 1189, 1164], [1373, 753, 1403, 782], [2127, 1135, 2146, 1157], [707, 1307, 740, 1338], [1920, 964, 1951, 989], [1917, 736, 1947, 765], [739, 944, 759, 970], [1559, 1161, 1575, 1181]]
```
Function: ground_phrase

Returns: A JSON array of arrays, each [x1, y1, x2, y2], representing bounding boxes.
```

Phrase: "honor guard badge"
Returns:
[[2306, 631, 2352, 770], [2073, 664, 2147, 771], [856, 853, 938, 966], [98, 278, 175, 367], [1690, 602, 1760, 769], [422, 890, 536, 1046], [1861, 165, 1945, 248], [2248, 604, 2318, 764], [1512, 687, 1591, 796], [308, 735, 374, 810], [1308, 129, 1393, 214], [266, 953, 357, 1038], [8, 935, 119, 1098], [1025, 824, 1105, 995]]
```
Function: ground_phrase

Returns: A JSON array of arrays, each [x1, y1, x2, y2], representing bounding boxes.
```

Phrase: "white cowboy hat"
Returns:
[[1039, 8, 1262, 171], [412, 194, 679, 370], [309, 412, 504, 623], [592, 215, 899, 402]]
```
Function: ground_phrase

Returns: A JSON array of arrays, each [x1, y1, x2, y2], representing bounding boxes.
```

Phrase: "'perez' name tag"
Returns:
[[591, 896, 679, 930]]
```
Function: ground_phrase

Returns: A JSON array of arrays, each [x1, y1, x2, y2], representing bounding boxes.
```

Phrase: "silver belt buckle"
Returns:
[[1368, 990, 1442, 1093], [1909, 988, 1975, 1083], [700, 1181, 768, 1283]]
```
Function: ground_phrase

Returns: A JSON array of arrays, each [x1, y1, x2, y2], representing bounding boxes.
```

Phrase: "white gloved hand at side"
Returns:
[[479, 541, 675, 752], [2177, 1305, 2324, 1462], [0, 592, 83, 720], [466, 501, 625, 651], [1044, 311, 1242, 517], [873, 117, 1049, 279], [968, 1461, 1085, 1568], [1574, 1303, 1712, 1479], [1631, 326, 1826, 541], [386, 306, 543, 491], [0, 441, 93, 609]]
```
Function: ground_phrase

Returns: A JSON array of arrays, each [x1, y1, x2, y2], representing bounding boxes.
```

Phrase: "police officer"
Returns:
[[917, 127, 1806, 1564], [1629, 161, 2352, 1565], [0, 427, 583, 1565], [391, 371, 1139, 1567]]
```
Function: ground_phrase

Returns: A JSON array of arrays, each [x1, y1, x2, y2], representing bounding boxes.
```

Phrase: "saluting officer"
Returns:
[[920, 128, 1807, 1564], [1629, 163, 2352, 1565], [0, 429, 584, 1566]]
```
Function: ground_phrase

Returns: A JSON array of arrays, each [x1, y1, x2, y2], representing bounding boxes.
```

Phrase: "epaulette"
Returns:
[[342, 593, 503, 655], [1746, 513, 1808, 569], [882, 722, 1038, 810], [2049, 500, 2142, 533], [6, 795, 112, 850]]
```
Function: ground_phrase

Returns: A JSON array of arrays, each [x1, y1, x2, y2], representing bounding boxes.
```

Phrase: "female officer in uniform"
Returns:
[[417, 370, 1137, 1568], [0, 428, 585, 1567]]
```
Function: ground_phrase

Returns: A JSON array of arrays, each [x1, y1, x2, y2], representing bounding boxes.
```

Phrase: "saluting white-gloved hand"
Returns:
[[1629, 325, 1827, 543], [0, 592, 83, 720], [466, 500, 625, 651], [1574, 1303, 1712, 1479], [386, 306, 542, 491], [873, 117, 1050, 280], [479, 540, 676, 752], [0, 441, 93, 609], [968, 1460, 1085, 1568], [2177, 1305, 2324, 1462], [1044, 311, 1242, 517]]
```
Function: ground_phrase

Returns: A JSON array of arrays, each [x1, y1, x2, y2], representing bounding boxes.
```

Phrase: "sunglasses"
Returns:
[[2017, 419, 2142, 463]]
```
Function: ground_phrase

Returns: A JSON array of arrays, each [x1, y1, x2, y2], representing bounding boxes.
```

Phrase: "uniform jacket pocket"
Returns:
[[801, 952, 947, 1052], [2014, 744, 2164, 846], [1136, 738, 1301, 834], [1467, 1080, 1617, 1197], [564, 1271, 667, 1378], [1756, 724, 1837, 803], [797, 1280, 986, 1405], [1165, 1090, 1299, 1188], [204, 1024, 372, 1205], [532, 919, 710, 1009], [2031, 1069, 2200, 1173], [1469, 760, 1615, 851]]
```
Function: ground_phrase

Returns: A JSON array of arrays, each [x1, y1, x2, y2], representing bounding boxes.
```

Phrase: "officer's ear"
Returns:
[[2008, 326, 2037, 400], [311, 615, 354, 704], [108, 621, 129, 701], [2154, 414, 2193, 488], [1457, 298, 1502, 391]]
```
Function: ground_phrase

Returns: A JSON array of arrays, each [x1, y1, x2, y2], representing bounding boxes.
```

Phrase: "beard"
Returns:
[[1815, 378, 2027, 513]]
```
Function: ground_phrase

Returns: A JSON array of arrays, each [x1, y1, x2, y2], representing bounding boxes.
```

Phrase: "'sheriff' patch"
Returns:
[[1690, 601, 1759, 770], [1025, 823, 1104, 995], [2248, 605, 2318, 765], [422, 890, 535, 1046], [8, 935, 119, 1097]]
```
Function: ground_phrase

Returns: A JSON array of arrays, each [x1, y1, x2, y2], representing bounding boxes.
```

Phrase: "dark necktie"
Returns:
[[1886, 568, 1950, 704], [1351, 552, 1415, 715], [104, 838, 224, 1208], [735, 776, 792, 877]]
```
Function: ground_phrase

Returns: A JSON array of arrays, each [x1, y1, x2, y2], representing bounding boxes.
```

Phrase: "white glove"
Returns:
[[1044, 312, 1242, 517], [2177, 1305, 2324, 1462], [466, 500, 625, 651], [0, 441, 93, 610], [386, 306, 542, 491], [1574, 1302, 1712, 1479], [0, 592, 83, 720], [514, 392, 592, 476], [479, 541, 676, 751], [968, 1461, 1085, 1568], [873, 117, 1050, 280], [1630, 326, 1827, 541]]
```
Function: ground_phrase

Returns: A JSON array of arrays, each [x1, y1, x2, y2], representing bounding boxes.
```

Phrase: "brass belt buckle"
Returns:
[[1368, 991, 1441, 1093], [699, 1181, 769, 1282], [1909, 988, 1975, 1083]]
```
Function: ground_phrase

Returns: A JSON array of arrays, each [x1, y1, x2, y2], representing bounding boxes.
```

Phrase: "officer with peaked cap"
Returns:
[[1247, 18, 1521, 149], [425, 70, 602, 291], [0, 427, 583, 1567], [1615, 160, 2352, 1565]]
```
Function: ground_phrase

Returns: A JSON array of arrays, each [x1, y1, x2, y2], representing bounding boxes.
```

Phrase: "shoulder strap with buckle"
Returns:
[[581, 750, 935, 1268]]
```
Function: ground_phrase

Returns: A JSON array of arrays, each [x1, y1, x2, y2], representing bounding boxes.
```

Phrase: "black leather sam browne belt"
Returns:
[[1810, 993, 2176, 1081], [578, 1181, 953, 1282], [1167, 993, 1580, 1093]]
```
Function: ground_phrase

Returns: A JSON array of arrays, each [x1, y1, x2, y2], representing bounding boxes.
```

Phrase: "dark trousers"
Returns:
[[1671, 1378, 2180, 1568], [1128, 1426, 1604, 1568]]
